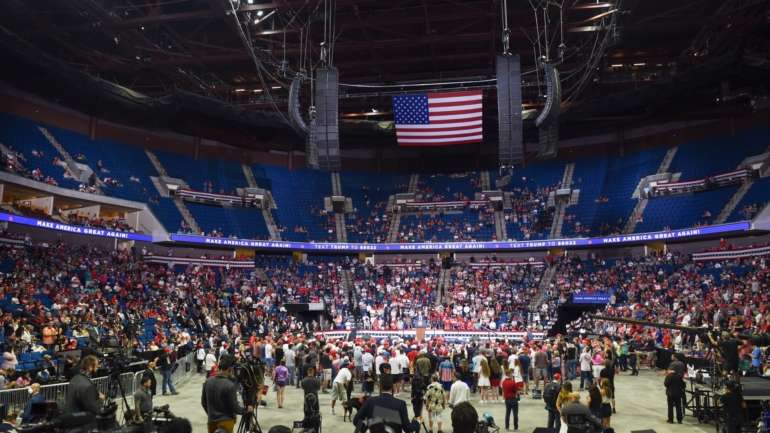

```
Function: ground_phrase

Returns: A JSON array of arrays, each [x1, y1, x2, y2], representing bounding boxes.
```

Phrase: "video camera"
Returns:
[[563, 413, 609, 433], [19, 402, 186, 433], [234, 356, 266, 403]]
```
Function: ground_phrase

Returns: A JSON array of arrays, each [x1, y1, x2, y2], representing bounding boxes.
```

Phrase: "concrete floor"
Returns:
[[156, 370, 717, 433]]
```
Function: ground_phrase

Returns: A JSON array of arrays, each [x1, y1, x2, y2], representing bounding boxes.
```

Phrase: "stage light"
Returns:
[[247, 0, 254, 4], [371, 108, 378, 113], [257, 10, 264, 17], [271, 86, 281, 89], [253, 18, 260, 24], [633, 62, 646, 66]]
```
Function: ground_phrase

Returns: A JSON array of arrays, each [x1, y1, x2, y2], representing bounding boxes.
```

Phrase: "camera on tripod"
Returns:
[[234, 357, 266, 403], [563, 414, 609, 433]]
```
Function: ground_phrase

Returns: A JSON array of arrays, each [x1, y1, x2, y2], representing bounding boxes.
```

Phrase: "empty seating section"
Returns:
[[45, 125, 157, 202], [150, 198, 184, 233], [637, 186, 738, 232], [416, 172, 479, 200], [155, 149, 246, 193], [499, 160, 564, 240], [565, 148, 666, 236], [343, 171, 409, 243], [185, 202, 268, 239], [263, 166, 331, 242], [0, 112, 79, 189], [3, 110, 770, 240], [562, 156, 608, 236], [397, 210, 495, 242], [667, 128, 769, 178], [636, 128, 770, 232], [728, 176, 770, 221]]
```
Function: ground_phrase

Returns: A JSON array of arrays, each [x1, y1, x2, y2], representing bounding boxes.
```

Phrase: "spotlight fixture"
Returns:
[[247, 0, 254, 4], [257, 10, 264, 17]]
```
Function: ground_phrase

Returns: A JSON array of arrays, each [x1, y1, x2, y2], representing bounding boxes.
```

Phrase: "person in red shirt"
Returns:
[[501, 368, 519, 431]]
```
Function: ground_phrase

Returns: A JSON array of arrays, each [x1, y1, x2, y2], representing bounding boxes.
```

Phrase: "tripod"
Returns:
[[237, 405, 263, 433], [108, 370, 134, 424]]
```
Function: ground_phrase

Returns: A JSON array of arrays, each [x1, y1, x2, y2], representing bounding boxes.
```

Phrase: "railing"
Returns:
[[0, 352, 197, 416]]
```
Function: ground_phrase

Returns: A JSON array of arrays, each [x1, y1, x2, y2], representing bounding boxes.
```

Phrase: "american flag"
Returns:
[[392, 90, 483, 146]]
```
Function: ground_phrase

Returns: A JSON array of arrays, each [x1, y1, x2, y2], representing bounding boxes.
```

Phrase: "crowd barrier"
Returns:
[[692, 244, 770, 261], [318, 329, 546, 342], [0, 352, 197, 416]]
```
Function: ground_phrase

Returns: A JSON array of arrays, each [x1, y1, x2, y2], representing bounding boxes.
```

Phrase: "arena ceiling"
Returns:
[[1, 0, 769, 153]]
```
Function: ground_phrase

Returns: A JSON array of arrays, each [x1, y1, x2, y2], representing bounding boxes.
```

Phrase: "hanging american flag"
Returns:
[[392, 90, 483, 146]]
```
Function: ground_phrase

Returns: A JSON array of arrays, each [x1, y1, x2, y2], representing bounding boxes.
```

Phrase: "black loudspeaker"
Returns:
[[496, 54, 524, 166], [536, 63, 561, 160], [312, 67, 340, 171]]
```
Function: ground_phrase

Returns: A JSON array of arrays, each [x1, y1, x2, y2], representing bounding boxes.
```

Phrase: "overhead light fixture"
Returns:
[[271, 86, 281, 89], [140, 26, 145, 31], [235, 88, 246, 92], [371, 108, 378, 113], [247, 0, 254, 4], [573, 2, 614, 9], [633, 62, 646, 66], [610, 64, 623, 68], [253, 89, 263, 93], [257, 10, 264, 17], [253, 18, 260, 24]]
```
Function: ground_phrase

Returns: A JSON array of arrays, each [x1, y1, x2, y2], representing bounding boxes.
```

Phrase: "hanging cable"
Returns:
[[225, 0, 291, 126]]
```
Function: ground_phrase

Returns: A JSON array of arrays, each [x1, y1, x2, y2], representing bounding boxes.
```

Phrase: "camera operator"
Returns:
[[450, 402, 478, 433], [132, 373, 155, 432], [354, 375, 412, 433], [64, 355, 106, 423], [201, 354, 253, 433], [133, 374, 154, 421], [560, 393, 603, 433]]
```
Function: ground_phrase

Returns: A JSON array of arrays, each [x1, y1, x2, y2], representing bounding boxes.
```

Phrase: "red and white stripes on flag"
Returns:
[[392, 90, 483, 147]]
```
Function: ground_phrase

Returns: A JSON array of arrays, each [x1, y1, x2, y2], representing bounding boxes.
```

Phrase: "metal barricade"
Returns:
[[0, 353, 197, 417]]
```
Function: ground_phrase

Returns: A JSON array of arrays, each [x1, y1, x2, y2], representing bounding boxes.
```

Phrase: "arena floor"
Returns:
[[155, 369, 716, 433]]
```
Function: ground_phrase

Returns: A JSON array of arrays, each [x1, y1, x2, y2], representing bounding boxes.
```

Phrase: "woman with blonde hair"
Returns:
[[599, 378, 613, 428], [478, 358, 491, 404]]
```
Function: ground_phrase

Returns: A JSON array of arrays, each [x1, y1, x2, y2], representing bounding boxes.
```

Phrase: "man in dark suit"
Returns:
[[353, 375, 412, 433]]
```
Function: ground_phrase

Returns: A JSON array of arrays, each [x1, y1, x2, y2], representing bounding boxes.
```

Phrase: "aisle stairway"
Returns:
[[549, 163, 575, 238], [624, 146, 679, 233]]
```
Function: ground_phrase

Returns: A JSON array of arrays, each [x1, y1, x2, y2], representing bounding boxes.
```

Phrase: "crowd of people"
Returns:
[[503, 185, 554, 241], [396, 209, 497, 243], [63, 212, 135, 232], [0, 229, 768, 431], [559, 251, 770, 346], [0, 147, 60, 187]]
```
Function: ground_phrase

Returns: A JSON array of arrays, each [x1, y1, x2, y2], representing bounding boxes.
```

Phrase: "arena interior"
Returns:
[[0, 1, 770, 433]]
